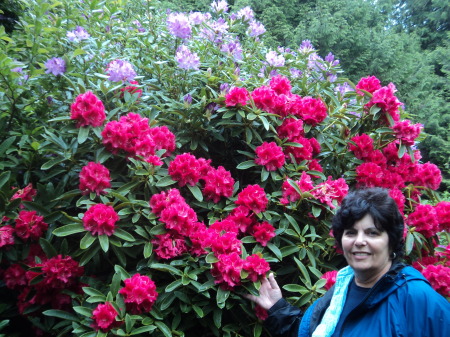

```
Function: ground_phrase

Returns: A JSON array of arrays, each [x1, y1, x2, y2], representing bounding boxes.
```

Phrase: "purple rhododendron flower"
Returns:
[[167, 13, 191, 39], [220, 39, 243, 61], [105, 60, 136, 82], [211, 0, 228, 13], [335, 82, 353, 96], [45, 57, 66, 76], [290, 68, 302, 78], [299, 39, 315, 53], [236, 6, 254, 21], [248, 20, 266, 37], [176, 45, 200, 70], [67, 26, 90, 42], [325, 52, 340, 66], [189, 12, 207, 25], [266, 51, 285, 67]]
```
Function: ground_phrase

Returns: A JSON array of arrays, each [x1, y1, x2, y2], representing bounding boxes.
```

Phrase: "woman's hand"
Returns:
[[245, 273, 282, 311]]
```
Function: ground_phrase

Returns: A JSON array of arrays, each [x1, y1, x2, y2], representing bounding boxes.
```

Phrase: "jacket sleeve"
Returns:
[[263, 298, 303, 337]]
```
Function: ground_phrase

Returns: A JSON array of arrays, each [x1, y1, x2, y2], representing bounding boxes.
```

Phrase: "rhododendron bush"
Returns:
[[0, 0, 449, 336]]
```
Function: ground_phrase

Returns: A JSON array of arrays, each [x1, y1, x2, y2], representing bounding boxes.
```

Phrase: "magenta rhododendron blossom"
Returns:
[[269, 75, 292, 95], [420, 264, 450, 298], [411, 162, 442, 190], [349, 134, 374, 160], [203, 166, 235, 203], [435, 201, 450, 232], [298, 96, 327, 126], [355, 75, 381, 96], [159, 202, 198, 236], [167, 13, 191, 39], [168, 153, 203, 186], [280, 172, 314, 205], [11, 183, 37, 203], [149, 126, 176, 157], [105, 59, 136, 82], [120, 80, 142, 98], [389, 188, 406, 214], [252, 86, 277, 113], [211, 252, 244, 290], [284, 136, 314, 162], [15, 210, 48, 241], [243, 254, 270, 282], [255, 142, 285, 171], [82, 204, 119, 236], [311, 177, 348, 209], [118, 274, 158, 314], [355, 162, 384, 187], [210, 231, 242, 255], [41, 255, 84, 288], [225, 87, 250, 107], [366, 83, 402, 123], [407, 204, 439, 238], [44, 57, 66, 76], [91, 302, 122, 332], [0, 225, 15, 248], [152, 231, 187, 259], [4, 264, 27, 289], [321, 270, 338, 290], [70, 91, 105, 127], [392, 120, 422, 146], [255, 305, 268, 321], [79, 162, 111, 195], [235, 184, 268, 214], [250, 221, 276, 246], [149, 188, 185, 217], [277, 117, 304, 141], [228, 206, 256, 233]]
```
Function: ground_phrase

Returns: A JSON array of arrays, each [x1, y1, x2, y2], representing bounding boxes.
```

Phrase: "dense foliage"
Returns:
[[0, 1, 449, 336]]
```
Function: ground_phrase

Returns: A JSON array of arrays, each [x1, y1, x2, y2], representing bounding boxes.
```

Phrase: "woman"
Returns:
[[246, 188, 450, 337]]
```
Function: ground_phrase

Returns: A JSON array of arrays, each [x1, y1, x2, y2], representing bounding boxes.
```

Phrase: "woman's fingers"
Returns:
[[267, 273, 279, 290]]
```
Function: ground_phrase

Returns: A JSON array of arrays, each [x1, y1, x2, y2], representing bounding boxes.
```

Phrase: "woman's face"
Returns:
[[342, 213, 392, 287]]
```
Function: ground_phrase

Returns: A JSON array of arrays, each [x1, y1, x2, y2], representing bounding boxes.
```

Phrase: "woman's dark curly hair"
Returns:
[[332, 187, 405, 259]]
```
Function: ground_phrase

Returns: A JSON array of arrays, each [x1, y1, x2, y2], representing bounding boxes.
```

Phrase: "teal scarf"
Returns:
[[311, 266, 354, 337]]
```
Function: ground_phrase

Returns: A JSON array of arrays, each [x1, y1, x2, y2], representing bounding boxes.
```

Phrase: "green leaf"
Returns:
[[82, 287, 106, 297], [213, 309, 222, 328], [98, 235, 109, 252], [114, 265, 131, 280], [0, 137, 16, 157], [398, 143, 406, 159], [73, 306, 93, 317], [155, 176, 176, 187], [143, 242, 153, 258], [0, 171, 11, 189], [155, 321, 172, 337], [294, 257, 311, 285], [130, 326, 157, 335], [39, 238, 57, 258], [79, 245, 101, 266], [205, 252, 219, 263], [52, 224, 85, 237], [78, 127, 90, 144], [80, 232, 96, 250], [41, 158, 66, 170], [237, 160, 257, 170], [113, 228, 135, 241], [72, 48, 87, 57], [216, 288, 230, 308], [312, 205, 322, 217], [283, 284, 308, 293], [405, 232, 414, 255], [187, 184, 203, 202], [165, 279, 182, 292], [149, 224, 166, 235], [150, 263, 182, 276], [43, 310, 78, 321], [267, 243, 282, 261]]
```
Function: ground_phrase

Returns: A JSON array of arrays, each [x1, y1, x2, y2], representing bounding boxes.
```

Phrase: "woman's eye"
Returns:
[[344, 230, 356, 236], [368, 230, 380, 236]]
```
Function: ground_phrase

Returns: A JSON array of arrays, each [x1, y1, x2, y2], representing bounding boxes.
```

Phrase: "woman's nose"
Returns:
[[354, 232, 367, 246]]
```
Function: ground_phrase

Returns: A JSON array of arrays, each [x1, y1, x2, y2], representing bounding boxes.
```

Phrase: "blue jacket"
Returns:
[[264, 264, 450, 337]]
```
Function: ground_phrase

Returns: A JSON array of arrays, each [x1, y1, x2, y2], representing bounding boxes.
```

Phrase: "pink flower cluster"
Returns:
[[349, 134, 442, 208], [11, 183, 37, 204], [79, 162, 111, 195], [392, 120, 422, 146], [14, 210, 48, 241], [101, 112, 176, 162], [225, 87, 250, 107], [83, 204, 120, 236], [168, 153, 234, 203], [70, 91, 106, 128], [118, 274, 158, 314], [406, 201, 450, 238], [420, 264, 450, 298], [251, 75, 328, 126], [255, 142, 285, 171], [120, 80, 143, 98], [91, 302, 122, 332], [280, 172, 348, 209], [4, 252, 84, 314], [321, 270, 338, 290], [360, 77, 402, 124], [149, 185, 273, 289]]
